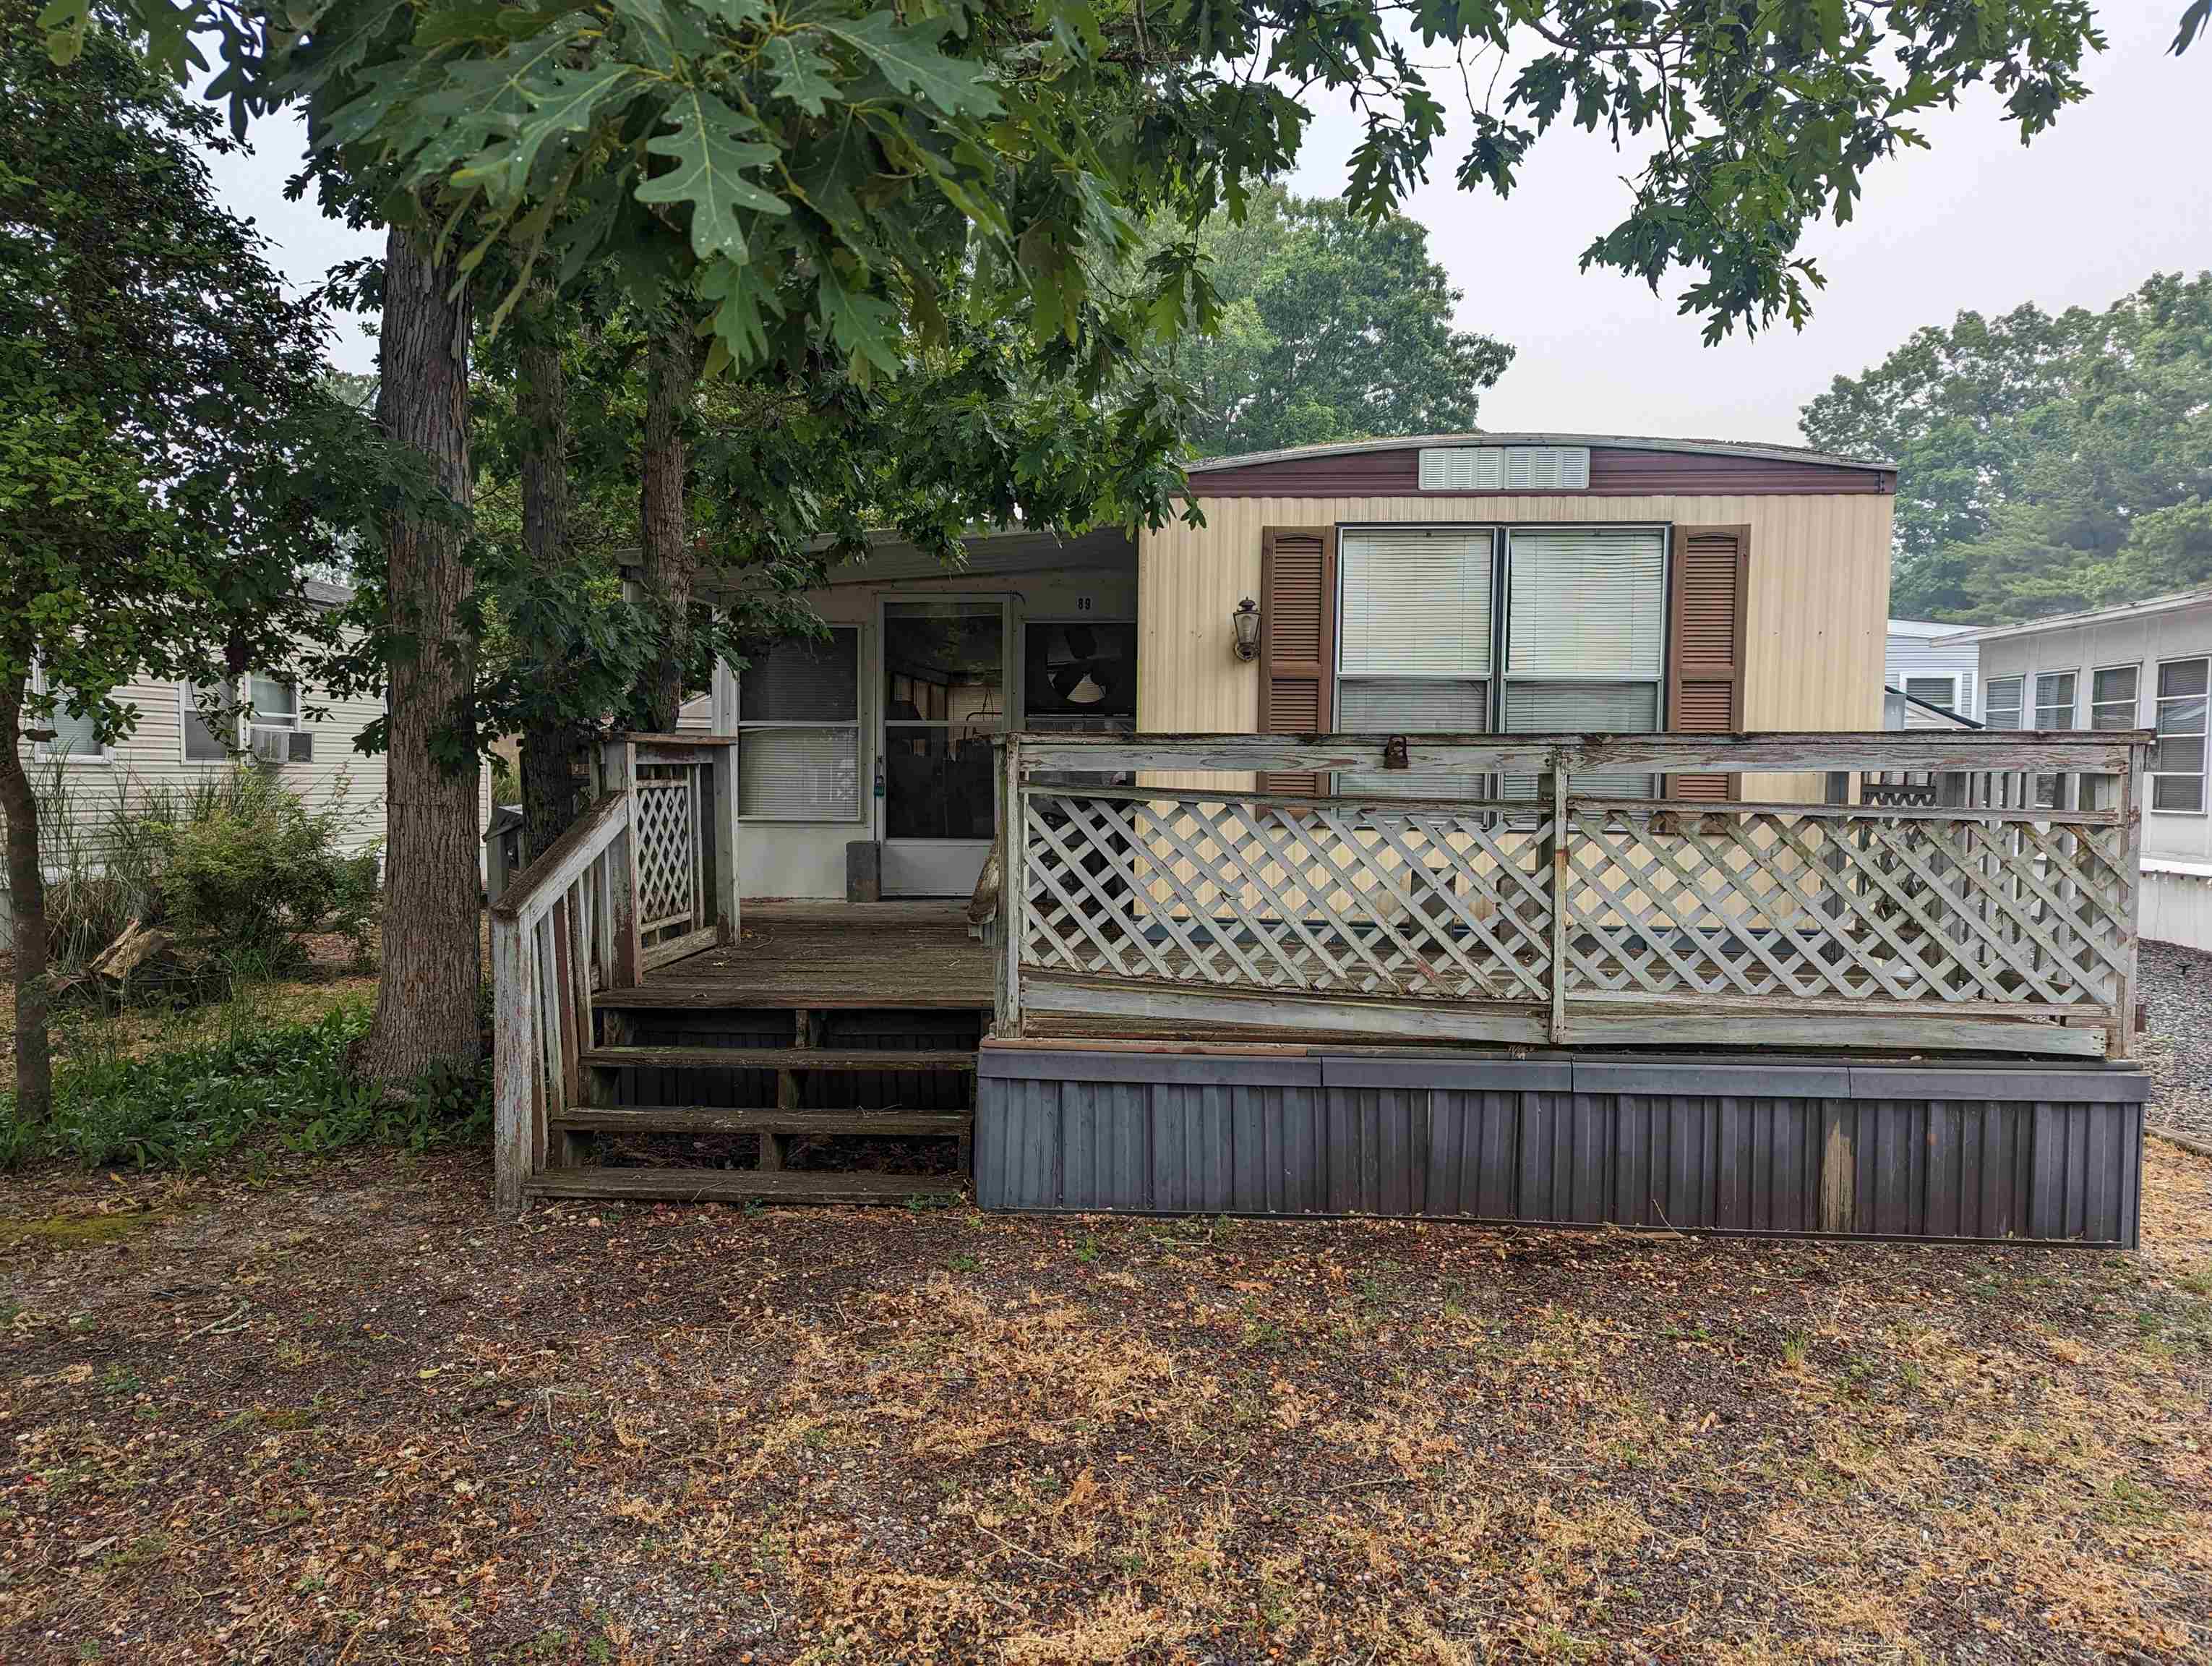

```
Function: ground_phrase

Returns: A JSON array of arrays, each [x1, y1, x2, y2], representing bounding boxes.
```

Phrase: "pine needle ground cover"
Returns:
[[1, 1139, 2207, 1664]]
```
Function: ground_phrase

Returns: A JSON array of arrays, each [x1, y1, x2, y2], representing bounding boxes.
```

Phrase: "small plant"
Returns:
[[1074, 1231, 1103, 1263], [1780, 1328, 1811, 1370]]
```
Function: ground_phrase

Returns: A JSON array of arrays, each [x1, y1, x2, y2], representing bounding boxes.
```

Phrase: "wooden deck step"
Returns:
[[523, 1166, 962, 1205], [552, 1106, 970, 1137], [580, 1046, 977, 1073]]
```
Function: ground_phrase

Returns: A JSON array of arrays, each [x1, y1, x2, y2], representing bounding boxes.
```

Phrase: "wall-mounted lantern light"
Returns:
[[1232, 597, 1261, 662]]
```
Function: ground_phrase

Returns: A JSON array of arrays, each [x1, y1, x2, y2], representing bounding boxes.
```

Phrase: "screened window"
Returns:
[[1903, 675, 1958, 713], [181, 678, 238, 762], [1336, 527, 1494, 798], [2153, 658, 2208, 814], [1984, 676, 2023, 730], [1502, 526, 1666, 796], [737, 629, 860, 821], [2091, 666, 2140, 730], [27, 665, 106, 761]]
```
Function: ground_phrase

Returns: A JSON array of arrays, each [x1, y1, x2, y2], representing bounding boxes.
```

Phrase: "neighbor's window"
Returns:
[[2152, 658, 2209, 814], [181, 678, 239, 762], [1502, 525, 1667, 795], [1336, 526, 1495, 798], [1903, 675, 1958, 714], [1984, 676, 2023, 730], [28, 665, 106, 761], [2091, 666, 2140, 730], [247, 672, 300, 730], [736, 628, 860, 821]]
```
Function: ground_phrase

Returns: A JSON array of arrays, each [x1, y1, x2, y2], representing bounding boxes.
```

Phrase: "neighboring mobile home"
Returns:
[[699, 433, 1899, 898], [1885, 618, 1980, 726], [1947, 586, 2212, 950], [4, 578, 494, 947]]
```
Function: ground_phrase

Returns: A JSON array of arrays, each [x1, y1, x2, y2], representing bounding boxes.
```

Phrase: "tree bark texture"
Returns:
[[359, 223, 482, 1087], [0, 680, 53, 1122], [635, 318, 698, 732], [517, 295, 581, 860]]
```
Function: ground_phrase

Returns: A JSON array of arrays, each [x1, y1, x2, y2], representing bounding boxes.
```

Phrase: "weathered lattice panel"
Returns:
[[1021, 790, 1553, 1001], [1558, 805, 2132, 1009], [633, 767, 700, 939]]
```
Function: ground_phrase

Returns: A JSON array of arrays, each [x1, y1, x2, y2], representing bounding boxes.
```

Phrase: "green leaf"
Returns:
[[475, 60, 641, 197], [816, 268, 902, 377], [763, 32, 839, 116], [817, 12, 998, 119], [633, 90, 789, 263]]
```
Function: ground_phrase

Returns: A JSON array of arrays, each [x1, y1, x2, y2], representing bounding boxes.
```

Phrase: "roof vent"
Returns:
[[1418, 445, 1590, 492]]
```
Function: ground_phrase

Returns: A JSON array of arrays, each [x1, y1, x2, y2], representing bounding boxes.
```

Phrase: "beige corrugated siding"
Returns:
[[1138, 492, 1893, 799]]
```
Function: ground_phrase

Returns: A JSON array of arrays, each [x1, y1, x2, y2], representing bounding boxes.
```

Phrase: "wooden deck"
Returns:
[[597, 900, 997, 1012]]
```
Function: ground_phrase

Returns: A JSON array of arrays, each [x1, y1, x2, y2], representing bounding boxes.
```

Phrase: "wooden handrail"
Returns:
[[491, 790, 632, 926]]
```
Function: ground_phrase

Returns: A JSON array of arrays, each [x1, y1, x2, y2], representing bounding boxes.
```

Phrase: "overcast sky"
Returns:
[[205, 0, 2209, 446]]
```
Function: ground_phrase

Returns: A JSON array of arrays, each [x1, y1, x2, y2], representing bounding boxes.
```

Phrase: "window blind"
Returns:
[[43, 699, 103, 759], [1337, 678, 1488, 799], [1904, 675, 1956, 712], [738, 729, 859, 820], [1505, 527, 1666, 678], [182, 679, 235, 761], [1502, 682, 1660, 798], [1984, 677, 2023, 729], [1339, 528, 1493, 678]]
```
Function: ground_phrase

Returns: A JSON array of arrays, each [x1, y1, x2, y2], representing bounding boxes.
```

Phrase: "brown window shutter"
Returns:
[[1257, 526, 1337, 795], [1668, 524, 1749, 801]]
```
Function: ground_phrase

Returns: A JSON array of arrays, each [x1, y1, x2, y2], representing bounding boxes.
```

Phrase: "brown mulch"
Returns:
[[1, 1141, 2208, 1665]]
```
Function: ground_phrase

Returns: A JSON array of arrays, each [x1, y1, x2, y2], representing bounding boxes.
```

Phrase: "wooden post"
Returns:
[[491, 912, 533, 1217], [1545, 761, 1569, 1046], [2112, 741, 2145, 1059], [998, 735, 1025, 1036], [710, 738, 742, 945], [608, 815, 642, 991]]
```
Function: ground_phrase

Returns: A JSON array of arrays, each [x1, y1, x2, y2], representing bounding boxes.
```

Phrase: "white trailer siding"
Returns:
[[1885, 620, 1979, 726]]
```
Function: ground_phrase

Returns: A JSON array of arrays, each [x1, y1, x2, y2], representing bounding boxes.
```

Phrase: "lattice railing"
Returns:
[[998, 732, 2148, 1059]]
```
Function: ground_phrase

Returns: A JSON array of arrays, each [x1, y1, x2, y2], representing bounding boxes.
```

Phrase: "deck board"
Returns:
[[599, 901, 996, 1011]]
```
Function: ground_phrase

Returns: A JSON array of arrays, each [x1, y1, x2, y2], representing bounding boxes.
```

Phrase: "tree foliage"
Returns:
[[1, 0, 359, 1117], [1801, 273, 2212, 621], [1162, 186, 1513, 458], [74, 0, 2114, 383]]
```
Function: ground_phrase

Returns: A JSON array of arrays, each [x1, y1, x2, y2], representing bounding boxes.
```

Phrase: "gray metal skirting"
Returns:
[[974, 1050, 2147, 1246]]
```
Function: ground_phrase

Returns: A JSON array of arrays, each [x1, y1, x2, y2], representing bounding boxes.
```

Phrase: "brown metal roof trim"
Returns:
[[1187, 443, 1895, 497]]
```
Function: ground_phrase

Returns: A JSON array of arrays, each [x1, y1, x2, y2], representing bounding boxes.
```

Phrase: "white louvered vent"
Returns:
[[1418, 445, 1590, 492], [1338, 528, 1493, 678]]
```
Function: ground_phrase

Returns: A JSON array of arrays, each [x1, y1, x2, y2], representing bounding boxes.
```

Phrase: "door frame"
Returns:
[[875, 592, 1014, 897]]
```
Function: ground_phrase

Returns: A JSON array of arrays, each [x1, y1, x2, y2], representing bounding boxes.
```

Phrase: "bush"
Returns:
[[0, 998, 490, 1172]]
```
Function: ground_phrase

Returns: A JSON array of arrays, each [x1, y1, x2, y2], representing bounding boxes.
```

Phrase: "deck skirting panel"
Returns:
[[974, 1049, 2145, 1244]]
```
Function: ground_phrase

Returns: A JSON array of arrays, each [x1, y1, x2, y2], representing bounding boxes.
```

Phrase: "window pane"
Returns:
[[1338, 678, 1488, 799], [1505, 528, 1666, 679], [183, 680, 233, 761], [2160, 693, 2208, 738], [1503, 681, 1658, 797], [2154, 773, 2205, 813], [1339, 529, 1493, 678], [248, 674, 296, 720], [44, 696, 102, 758], [2151, 735, 2205, 776], [1024, 622, 1135, 722], [1984, 676, 2023, 729], [2160, 658, 2210, 701], [883, 728, 996, 839], [2093, 665, 2138, 708], [883, 603, 1002, 727], [740, 631, 858, 722], [1903, 676, 1955, 711], [738, 727, 858, 820], [2034, 671, 2075, 728]]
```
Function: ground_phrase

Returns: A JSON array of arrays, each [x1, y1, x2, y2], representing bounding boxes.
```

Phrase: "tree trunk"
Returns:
[[358, 223, 482, 1088], [517, 289, 580, 860], [635, 317, 698, 731], [0, 679, 53, 1123]]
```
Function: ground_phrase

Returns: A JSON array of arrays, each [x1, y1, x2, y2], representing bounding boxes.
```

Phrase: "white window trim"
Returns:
[[1983, 675, 2025, 728], [27, 664, 114, 765], [2151, 654, 2209, 819], [2032, 668, 2079, 731], [736, 624, 865, 825], [2089, 662, 2142, 730], [1900, 671, 1960, 712]]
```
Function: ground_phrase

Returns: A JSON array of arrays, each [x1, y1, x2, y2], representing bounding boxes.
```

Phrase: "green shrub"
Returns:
[[0, 999, 489, 1173]]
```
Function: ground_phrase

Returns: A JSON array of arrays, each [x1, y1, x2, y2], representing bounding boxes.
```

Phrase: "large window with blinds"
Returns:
[[1332, 524, 1668, 796], [736, 629, 861, 821]]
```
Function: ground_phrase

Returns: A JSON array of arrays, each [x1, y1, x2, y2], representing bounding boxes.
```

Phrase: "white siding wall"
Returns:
[[1976, 597, 2212, 871], [1884, 626, 1980, 726]]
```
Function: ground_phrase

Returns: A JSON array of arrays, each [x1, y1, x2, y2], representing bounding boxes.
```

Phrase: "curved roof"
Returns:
[[1186, 430, 1891, 474]]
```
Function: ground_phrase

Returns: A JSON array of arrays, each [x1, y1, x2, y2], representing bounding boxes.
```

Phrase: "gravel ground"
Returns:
[[2139, 938, 2212, 1142]]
